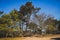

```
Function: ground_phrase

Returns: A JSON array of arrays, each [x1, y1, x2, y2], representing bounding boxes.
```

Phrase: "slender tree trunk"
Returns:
[[21, 22, 24, 36], [25, 22, 28, 32]]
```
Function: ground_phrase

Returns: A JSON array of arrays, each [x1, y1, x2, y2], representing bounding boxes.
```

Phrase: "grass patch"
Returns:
[[0, 37, 25, 40]]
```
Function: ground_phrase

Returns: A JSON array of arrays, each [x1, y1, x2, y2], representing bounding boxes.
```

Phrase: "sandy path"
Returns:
[[0, 34, 60, 40], [24, 37, 52, 40], [23, 35, 60, 40]]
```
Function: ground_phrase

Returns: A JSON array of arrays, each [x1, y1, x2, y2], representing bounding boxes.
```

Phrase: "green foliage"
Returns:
[[0, 9, 22, 37], [28, 22, 37, 30], [10, 9, 19, 21], [0, 2, 58, 37], [47, 25, 55, 31], [0, 11, 3, 14]]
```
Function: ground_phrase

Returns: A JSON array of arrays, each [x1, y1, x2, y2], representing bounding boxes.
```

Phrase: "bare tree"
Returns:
[[34, 13, 55, 35]]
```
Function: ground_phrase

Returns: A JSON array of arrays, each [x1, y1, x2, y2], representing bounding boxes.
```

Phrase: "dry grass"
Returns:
[[0, 34, 60, 40], [0, 37, 25, 40]]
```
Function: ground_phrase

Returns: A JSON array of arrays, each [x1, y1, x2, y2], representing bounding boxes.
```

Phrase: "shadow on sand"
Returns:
[[51, 38, 60, 40]]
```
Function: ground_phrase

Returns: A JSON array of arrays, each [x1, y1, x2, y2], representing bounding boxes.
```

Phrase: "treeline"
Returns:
[[0, 2, 60, 37]]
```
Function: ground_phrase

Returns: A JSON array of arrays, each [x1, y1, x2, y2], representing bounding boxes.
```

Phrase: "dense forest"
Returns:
[[0, 2, 60, 37]]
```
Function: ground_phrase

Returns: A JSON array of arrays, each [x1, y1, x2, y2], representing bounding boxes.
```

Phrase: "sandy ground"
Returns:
[[0, 34, 60, 40], [23, 34, 60, 40], [23, 37, 50, 40], [23, 36, 60, 40]]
